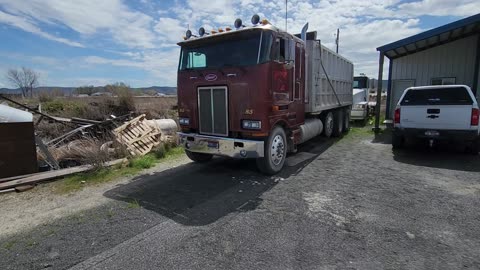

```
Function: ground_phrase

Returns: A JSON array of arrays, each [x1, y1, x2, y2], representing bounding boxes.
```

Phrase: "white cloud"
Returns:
[[398, 0, 480, 17], [0, 0, 156, 48], [0, 10, 84, 47]]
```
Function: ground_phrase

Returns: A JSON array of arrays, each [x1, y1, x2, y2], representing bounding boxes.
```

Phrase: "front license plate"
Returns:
[[207, 141, 219, 149], [425, 130, 439, 136]]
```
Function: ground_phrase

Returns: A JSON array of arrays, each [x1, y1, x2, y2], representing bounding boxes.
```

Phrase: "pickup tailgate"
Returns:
[[399, 86, 475, 130], [401, 105, 473, 129]]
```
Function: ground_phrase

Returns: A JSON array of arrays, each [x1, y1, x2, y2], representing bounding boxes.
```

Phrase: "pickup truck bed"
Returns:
[[392, 85, 479, 153]]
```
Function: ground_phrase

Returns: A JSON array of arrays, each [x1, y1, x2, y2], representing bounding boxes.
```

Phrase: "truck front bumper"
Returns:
[[177, 133, 264, 158]]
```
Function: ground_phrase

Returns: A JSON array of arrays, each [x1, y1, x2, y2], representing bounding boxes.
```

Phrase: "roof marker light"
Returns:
[[218, 28, 224, 32], [225, 27, 232, 31], [234, 18, 244, 29], [199, 27, 206, 37], [251, 14, 260, 25]]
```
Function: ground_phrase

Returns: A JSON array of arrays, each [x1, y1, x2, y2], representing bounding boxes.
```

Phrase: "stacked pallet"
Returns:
[[112, 114, 162, 156]]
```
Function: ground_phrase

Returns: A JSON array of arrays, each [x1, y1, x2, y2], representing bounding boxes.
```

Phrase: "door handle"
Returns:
[[227, 73, 237, 77]]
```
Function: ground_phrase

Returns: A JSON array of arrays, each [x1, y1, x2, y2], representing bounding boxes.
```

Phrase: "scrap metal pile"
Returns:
[[0, 95, 177, 193]]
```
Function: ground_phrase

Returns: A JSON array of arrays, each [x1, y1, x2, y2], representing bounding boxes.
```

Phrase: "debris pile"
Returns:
[[0, 94, 178, 192]]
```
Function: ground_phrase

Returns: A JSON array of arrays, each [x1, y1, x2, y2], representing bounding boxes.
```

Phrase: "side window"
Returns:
[[274, 37, 295, 63], [187, 52, 206, 69], [431, 77, 455, 85], [274, 38, 286, 62]]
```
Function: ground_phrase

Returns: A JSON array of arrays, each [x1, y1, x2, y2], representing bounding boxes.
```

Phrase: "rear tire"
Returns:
[[392, 133, 404, 149], [185, 150, 213, 162], [332, 109, 343, 137], [343, 108, 350, 133], [465, 139, 479, 155], [256, 126, 287, 175], [322, 112, 334, 138]]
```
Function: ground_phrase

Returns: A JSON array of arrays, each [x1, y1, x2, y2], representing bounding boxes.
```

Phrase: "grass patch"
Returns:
[[3, 240, 16, 250], [54, 147, 185, 194], [127, 199, 141, 209]]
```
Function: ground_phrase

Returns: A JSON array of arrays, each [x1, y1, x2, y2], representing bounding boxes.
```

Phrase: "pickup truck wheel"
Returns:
[[322, 112, 334, 138], [392, 133, 404, 149], [185, 150, 213, 162], [332, 110, 343, 137], [465, 140, 479, 155], [256, 126, 287, 175]]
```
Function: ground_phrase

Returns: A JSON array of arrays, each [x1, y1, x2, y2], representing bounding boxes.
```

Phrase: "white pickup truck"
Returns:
[[392, 85, 479, 154]]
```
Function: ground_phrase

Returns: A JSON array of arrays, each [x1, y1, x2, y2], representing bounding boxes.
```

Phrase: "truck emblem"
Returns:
[[205, 74, 217, 81]]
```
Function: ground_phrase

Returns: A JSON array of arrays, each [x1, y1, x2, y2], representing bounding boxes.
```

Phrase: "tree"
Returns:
[[74, 85, 95, 96], [6, 67, 39, 97]]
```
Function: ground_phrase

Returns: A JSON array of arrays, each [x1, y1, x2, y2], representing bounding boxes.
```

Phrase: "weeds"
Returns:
[[127, 199, 141, 209], [54, 147, 184, 194], [3, 240, 16, 250]]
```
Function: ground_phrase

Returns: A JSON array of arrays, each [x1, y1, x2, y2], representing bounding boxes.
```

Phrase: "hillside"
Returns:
[[0, 86, 177, 95]]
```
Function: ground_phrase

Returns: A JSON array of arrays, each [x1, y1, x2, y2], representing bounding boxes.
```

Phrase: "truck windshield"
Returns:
[[353, 76, 368, 89], [178, 31, 271, 71], [400, 87, 474, 106]]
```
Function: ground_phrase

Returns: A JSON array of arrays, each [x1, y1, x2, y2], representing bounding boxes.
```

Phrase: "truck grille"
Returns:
[[198, 86, 228, 136]]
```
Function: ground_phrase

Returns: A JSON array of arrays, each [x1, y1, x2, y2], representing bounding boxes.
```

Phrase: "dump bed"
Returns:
[[305, 40, 353, 113]]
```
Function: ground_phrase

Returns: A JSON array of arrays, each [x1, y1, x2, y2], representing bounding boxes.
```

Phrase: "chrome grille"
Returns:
[[198, 86, 228, 136]]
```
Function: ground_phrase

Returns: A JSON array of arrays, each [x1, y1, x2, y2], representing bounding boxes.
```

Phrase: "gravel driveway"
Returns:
[[1, 128, 479, 270]]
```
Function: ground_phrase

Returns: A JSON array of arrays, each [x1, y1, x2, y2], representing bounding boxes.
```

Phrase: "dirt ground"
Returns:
[[1, 127, 480, 270]]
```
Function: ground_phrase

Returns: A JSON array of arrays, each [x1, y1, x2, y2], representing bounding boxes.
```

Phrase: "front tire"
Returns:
[[185, 150, 213, 162], [256, 126, 287, 175]]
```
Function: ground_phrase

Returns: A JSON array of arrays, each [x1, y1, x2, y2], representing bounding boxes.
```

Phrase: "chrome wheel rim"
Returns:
[[271, 135, 285, 166], [326, 115, 333, 134]]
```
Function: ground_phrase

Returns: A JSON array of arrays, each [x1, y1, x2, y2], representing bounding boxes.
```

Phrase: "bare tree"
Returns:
[[6, 67, 39, 97]]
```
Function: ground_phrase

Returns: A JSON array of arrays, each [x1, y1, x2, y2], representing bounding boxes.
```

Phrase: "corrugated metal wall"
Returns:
[[391, 35, 477, 86], [388, 34, 479, 116]]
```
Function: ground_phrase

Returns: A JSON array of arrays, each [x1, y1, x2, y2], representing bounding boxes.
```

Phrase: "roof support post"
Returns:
[[373, 51, 385, 133]]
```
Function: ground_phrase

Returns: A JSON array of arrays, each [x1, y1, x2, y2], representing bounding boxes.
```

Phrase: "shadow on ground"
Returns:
[[104, 136, 335, 226]]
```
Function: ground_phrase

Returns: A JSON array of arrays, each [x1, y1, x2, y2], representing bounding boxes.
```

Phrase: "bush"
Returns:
[[129, 154, 157, 169]]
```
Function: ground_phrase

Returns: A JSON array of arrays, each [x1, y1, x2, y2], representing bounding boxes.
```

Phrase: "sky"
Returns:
[[0, 0, 479, 88]]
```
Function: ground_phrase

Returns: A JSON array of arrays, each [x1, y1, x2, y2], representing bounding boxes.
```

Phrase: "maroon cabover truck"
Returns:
[[177, 15, 354, 175]]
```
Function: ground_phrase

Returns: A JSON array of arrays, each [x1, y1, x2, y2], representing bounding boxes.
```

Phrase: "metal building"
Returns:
[[374, 13, 480, 123]]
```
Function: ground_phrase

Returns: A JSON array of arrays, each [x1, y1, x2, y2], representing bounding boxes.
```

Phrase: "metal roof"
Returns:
[[377, 13, 480, 59]]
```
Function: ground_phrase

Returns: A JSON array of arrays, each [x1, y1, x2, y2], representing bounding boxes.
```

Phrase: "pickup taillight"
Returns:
[[472, 108, 479, 126], [394, 108, 401, 125]]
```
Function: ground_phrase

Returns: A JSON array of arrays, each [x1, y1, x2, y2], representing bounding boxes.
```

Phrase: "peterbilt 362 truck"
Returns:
[[177, 15, 353, 174]]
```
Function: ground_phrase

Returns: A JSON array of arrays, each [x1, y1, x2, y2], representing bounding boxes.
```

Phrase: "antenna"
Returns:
[[335, 28, 340, 53], [285, 0, 287, 31]]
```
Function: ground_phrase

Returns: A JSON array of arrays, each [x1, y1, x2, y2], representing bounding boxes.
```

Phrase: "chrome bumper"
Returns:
[[177, 133, 264, 158], [350, 109, 367, 120]]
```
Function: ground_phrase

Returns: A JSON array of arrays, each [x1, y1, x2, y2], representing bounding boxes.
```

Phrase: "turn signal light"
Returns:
[[472, 108, 479, 126], [394, 108, 401, 125]]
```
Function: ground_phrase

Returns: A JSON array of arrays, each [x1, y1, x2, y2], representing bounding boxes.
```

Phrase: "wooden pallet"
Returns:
[[113, 114, 162, 156]]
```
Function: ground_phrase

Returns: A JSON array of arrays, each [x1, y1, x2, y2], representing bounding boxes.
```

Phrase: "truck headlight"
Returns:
[[242, 120, 261, 130], [179, 118, 190, 125]]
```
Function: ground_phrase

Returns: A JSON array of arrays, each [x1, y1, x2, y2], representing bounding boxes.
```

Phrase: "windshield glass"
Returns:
[[179, 31, 271, 71]]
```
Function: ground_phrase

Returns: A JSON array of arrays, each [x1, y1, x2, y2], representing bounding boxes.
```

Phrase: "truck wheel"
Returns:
[[465, 140, 479, 155], [322, 112, 334, 138], [256, 126, 287, 175], [343, 109, 350, 133], [392, 133, 404, 149], [332, 110, 343, 137], [185, 150, 213, 162]]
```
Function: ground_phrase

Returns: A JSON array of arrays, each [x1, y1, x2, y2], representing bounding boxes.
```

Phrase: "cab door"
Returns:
[[272, 37, 293, 105]]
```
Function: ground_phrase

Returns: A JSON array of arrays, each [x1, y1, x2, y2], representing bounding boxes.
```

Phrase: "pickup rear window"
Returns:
[[400, 87, 473, 106]]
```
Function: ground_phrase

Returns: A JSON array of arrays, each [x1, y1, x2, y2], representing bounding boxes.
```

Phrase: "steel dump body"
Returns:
[[305, 40, 354, 113]]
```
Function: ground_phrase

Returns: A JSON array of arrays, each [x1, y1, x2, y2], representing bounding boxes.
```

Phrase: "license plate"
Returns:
[[207, 141, 219, 148], [425, 130, 439, 136]]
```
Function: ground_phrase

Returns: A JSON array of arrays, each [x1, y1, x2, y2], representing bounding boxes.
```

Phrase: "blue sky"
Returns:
[[0, 0, 479, 88]]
